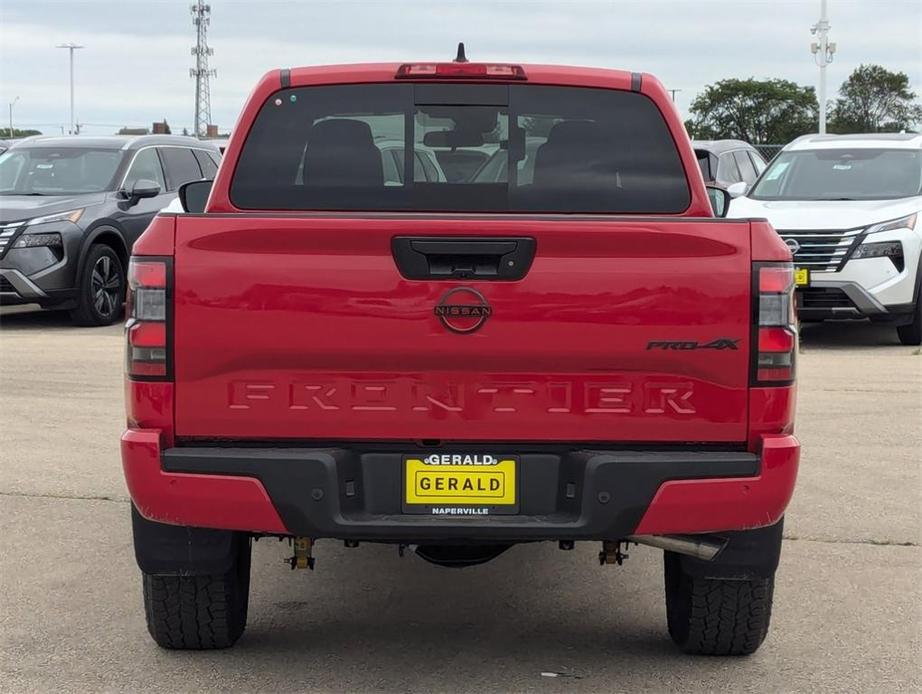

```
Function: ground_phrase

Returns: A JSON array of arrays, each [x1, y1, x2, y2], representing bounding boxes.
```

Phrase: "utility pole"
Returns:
[[667, 89, 682, 102], [8, 96, 19, 137], [190, 1, 216, 139], [810, 0, 836, 134], [56, 42, 84, 135]]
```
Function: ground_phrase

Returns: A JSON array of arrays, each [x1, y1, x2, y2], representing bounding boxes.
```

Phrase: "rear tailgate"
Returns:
[[172, 215, 752, 442]]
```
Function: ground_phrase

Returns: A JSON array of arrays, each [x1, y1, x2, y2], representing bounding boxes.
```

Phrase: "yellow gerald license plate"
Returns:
[[403, 455, 518, 515], [794, 267, 810, 287]]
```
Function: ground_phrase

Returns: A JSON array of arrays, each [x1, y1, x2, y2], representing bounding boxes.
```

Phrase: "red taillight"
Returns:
[[126, 257, 170, 380], [753, 262, 797, 385], [395, 63, 527, 80]]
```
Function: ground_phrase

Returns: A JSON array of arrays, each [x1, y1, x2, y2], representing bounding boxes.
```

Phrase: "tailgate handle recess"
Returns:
[[392, 236, 536, 280]]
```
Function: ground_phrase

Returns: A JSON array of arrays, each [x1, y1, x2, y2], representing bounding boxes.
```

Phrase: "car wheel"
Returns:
[[70, 244, 125, 326], [896, 301, 922, 346], [142, 534, 251, 650], [664, 551, 774, 656]]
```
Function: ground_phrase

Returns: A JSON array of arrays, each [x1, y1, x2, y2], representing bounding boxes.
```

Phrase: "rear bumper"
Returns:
[[122, 430, 799, 541]]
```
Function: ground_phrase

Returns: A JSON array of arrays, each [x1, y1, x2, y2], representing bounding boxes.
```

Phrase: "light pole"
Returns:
[[810, 0, 836, 134], [56, 42, 84, 135], [8, 96, 19, 138]]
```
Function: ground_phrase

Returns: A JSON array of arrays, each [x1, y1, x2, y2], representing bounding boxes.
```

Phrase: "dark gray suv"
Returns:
[[0, 135, 220, 325]]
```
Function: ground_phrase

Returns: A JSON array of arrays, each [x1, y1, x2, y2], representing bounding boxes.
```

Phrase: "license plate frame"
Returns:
[[402, 454, 519, 516], [794, 267, 810, 287]]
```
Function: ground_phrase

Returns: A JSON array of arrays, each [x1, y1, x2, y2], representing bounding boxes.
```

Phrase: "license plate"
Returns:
[[403, 454, 518, 515], [794, 267, 810, 287]]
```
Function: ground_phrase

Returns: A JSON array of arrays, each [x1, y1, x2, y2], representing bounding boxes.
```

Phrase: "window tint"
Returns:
[[418, 152, 439, 182], [694, 150, 713, 181], [391, 149, 427, 183], [123, 148, 166, 191], [749, 151, 767, 175], [193, 149, 218, 178], [733, 150, 757, 183], [717, 153, 742, 184], [750, 148, 922, 200], [160, 147, 203, 190], [231, 84, 690, 213], [381, 149, 402, 185]]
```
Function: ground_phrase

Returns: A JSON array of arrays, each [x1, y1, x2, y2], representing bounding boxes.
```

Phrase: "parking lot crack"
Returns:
[[784, 533, 918, 547], [0, 490, 129, 504]]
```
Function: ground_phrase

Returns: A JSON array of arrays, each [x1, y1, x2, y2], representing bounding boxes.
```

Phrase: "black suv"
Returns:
[[0, 135, 220, 325]]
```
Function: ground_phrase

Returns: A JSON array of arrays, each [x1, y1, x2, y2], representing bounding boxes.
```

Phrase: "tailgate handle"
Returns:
[[392, 236, 536, 280]]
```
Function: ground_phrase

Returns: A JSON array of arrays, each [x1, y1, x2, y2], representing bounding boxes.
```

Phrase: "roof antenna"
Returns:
[[454, 42, 468, 63]]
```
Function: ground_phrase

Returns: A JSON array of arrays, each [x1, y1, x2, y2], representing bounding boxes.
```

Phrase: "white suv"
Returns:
[[728, 133, 922, 345]]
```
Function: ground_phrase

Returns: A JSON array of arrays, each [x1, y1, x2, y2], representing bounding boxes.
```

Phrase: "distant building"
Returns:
[[152, 120, 171, 135], [118, 127, 149, 135]]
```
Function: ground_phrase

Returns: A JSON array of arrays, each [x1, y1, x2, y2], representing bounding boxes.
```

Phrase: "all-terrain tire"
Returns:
[[142, 536, 251, 649], [69, 244, 125, 326], [664, 551, 774, 656], [896, 301, 922, 346]]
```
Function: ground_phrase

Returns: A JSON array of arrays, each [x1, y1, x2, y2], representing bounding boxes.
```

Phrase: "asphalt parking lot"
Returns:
[[1, 306, 919, 693]]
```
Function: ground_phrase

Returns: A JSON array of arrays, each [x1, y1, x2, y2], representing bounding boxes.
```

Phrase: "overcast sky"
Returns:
[[1, 0, 920, 137]]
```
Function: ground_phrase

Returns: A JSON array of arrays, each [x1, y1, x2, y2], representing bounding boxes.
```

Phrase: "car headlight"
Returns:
[[853, 240, 904, 271], [864, 213, 917, 235], [25, 208, 84, 226], [12, 232, 64, 249]]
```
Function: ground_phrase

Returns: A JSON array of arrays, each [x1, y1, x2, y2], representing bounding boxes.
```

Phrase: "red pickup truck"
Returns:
[[122, 55, 799, 656]]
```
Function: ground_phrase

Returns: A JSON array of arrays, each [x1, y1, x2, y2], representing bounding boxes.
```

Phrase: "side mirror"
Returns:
[[726, 181, 748, 198], [179, 179, 213, 213], [130, 179, 161, 199], [706, 185, 732, 218]]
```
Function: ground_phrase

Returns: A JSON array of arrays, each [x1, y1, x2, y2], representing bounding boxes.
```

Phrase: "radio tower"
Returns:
[[190, 1, 216, 138]]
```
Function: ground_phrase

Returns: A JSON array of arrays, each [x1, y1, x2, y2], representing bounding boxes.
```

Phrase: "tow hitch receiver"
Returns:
[[599, 540, 629, 565], [289, 537, 315, 570]]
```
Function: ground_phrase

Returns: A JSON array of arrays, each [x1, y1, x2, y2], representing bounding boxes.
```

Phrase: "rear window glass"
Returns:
[[230, 84, 690, 213]]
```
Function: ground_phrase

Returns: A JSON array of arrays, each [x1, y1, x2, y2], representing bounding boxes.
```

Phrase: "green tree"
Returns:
[[685, 78, 818, 143], [830, 64, 922, 133], [3, 128, 41, 138]]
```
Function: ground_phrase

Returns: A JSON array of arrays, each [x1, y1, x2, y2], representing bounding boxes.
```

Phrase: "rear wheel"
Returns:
[[142, 534, 251, 649], [664, 551, 774, 656], [70, 244, 125, 326], [896, 302, 922, 346]]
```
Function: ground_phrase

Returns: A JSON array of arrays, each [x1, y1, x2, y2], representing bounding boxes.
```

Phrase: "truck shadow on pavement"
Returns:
[[194, 541, 704, 687], [798, 320, 903, 348], [0, 306, 81, 330], [0, 305, 124, 334]]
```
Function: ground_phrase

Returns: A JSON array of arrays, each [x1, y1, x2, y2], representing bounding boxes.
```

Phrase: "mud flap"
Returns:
[[675, 517, 785, 580], [131, 505, 244, 576]]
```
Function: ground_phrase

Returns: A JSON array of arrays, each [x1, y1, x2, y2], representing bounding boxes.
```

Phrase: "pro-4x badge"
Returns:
[[646, 338, 740, 351]]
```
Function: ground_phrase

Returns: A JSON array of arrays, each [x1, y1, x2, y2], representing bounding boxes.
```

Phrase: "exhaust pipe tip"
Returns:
[[627, 534, 727, 561]]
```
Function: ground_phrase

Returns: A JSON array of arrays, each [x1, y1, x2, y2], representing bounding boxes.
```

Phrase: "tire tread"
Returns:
[[665, 552, 774, 656], [141, 539, 249, 650]]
